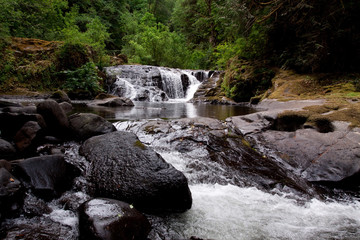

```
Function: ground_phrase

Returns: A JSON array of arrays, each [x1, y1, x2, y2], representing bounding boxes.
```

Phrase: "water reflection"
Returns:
[[71, 101, 256, 121]]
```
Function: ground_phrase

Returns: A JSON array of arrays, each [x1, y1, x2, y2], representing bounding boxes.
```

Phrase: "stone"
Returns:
[[2, 106, 37, 114], [13, 121, 42, 153], [0, 139, 16, 159], [80, 131, 192, 213], [0, 100, 22, 108], [12, 154, 80, 199], [79, 198, 151, 240], [59, 102, 73, 114], [0, 112, 45, 141], [37, 100, 69, 139], [0, 168, 23, 219], [68, 113, 116, 140], [49, 90, 71, 103], [97, 97, 135, 107]]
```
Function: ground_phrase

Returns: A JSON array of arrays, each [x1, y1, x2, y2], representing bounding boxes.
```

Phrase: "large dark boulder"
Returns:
[[36, 100, 69, 139], [68, 113, 116, 140], [79, 198, 151, 240], [0, 139, 16, 159], [12, 154, 80, 199], [80, 131, 192, 213], [13, 121, 43, 154]]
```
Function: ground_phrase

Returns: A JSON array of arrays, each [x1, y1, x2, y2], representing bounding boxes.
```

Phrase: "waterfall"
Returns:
[[104, 65, 203, 102]]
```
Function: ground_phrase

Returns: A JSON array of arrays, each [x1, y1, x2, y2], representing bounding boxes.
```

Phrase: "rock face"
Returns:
[[228, 99, 360, 190], [115, 117, 316, 197], [104, 65, 202, 101], [68, 113, 116, 140], [80, 131, 192, 213], [12, 155, 80, 199], [79, 198, 151, 240]]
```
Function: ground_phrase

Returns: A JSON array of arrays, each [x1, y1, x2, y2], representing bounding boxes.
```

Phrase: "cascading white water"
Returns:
[[105, 65, 202, 102], [114, 121, 360, 240]]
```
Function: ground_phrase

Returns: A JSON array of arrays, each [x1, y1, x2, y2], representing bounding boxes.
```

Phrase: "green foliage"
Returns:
[[62, 6, 110, 53], [61, 62, 103, 95], [0, 0, 68, 40], [122, 13, 191, 68], [221, 59, 275, 102], [57, 42, 89, 70]]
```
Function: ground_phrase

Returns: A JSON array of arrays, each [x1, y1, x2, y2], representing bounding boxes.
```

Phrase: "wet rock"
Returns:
[[229, 100, 360, 190], [97, 97, 135, 107], [37, 100, 70, 139], [0, 160, 12, 171], [79, 198, 151, 240], [23, 193, 52, 216], [0, 112, 45, 141], [0, 139, 16, 159], [13, 121, 43, 153], [80, 131, 192, 213], [68, 113, 116, 140], [49, 90, 71, 103], [181, 74, 190, 94], [0, 168, 23, 219], [0, 100, 22, 108], [12, 154, 80, 199], [0, 216, 77, 240], [2, 106, 37, 114], [117, 118, 317, 197], [59, 102, 73, 114]]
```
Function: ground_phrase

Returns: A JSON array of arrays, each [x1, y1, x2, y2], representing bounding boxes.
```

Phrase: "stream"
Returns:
[[1, 64, 360, 239]]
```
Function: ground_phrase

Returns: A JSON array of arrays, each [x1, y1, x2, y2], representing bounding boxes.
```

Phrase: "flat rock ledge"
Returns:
[[228, 99, 360, 189]]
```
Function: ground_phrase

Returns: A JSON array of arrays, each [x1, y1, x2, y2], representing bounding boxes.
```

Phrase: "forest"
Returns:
[[0, 0, 359, 100]]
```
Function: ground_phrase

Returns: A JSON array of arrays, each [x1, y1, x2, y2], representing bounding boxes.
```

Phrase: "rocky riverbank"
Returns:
[[0, 96, 191, 239], [1, 92, 360, 239]]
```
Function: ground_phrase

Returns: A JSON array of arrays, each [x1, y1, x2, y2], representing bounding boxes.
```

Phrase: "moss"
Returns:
[[241, 138, 252, 148], [134, 140, 146, 150]]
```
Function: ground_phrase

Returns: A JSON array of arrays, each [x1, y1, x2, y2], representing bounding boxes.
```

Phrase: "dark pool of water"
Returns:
[[71, 101, 256, 121]]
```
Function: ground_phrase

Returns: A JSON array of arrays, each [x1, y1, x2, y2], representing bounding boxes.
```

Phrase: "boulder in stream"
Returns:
[[36, 100, 69, 139], [12, 154, 80, 199], [79, 198, 151, 240], [80, 131, 192, 213], [68, 113, 116, 140]]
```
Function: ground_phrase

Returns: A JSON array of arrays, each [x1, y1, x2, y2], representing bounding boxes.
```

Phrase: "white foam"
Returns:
[[164, 184, 360, 240]]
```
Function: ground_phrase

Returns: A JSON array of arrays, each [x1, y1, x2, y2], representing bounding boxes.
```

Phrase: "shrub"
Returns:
[[61, 62, 103, 98]]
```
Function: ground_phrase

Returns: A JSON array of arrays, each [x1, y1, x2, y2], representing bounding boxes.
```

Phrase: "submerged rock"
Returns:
[[80, 131, 192, 213], [68, 113, 116, 140], [79, 198, 151, 240]]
